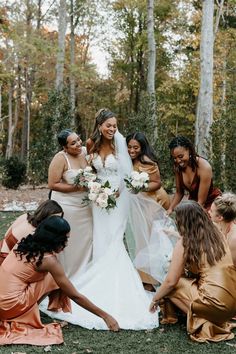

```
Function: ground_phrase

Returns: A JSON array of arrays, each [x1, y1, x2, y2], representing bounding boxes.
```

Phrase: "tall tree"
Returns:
[[195, 0, 214, 158], [146, 0, 157, 138], [55, 0, 68, 91]]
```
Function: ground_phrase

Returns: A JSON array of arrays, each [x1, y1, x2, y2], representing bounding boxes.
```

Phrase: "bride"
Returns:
[[41, 108, 158, 330]]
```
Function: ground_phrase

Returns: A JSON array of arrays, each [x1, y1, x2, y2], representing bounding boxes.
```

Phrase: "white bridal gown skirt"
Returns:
[[40, 189, 158, 330]]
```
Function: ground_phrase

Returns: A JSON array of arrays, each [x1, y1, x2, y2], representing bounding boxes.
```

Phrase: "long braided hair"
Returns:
[[169, 136, 198, 172], [15, 215, 70, 267]]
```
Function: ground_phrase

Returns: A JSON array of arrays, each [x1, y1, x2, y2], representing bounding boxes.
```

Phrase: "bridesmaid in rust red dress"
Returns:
[[0, 200, 63, 265], [167, 136, 221, 215], [0, 216, 119, 346]]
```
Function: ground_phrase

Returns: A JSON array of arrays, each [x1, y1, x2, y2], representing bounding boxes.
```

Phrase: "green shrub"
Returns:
[[2, 156, 26, 189]]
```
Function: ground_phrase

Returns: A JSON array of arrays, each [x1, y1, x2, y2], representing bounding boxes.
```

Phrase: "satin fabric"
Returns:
[[163, 247, 236, 342], [0, 214, 35, 265], [0, 251, 71, 345], [51, 152, 93, 281], [41, 152, 158, 330], [133, 160, 170, 210], [177, 167, 221, 210]]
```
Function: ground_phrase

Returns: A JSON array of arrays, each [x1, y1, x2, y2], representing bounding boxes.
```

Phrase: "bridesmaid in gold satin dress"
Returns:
[[126, 132, 170, 289], [150, 200, 236, 342], [209, 192, 236, 266], [0, 216, 119, 346], [126, 132, 170, 210]]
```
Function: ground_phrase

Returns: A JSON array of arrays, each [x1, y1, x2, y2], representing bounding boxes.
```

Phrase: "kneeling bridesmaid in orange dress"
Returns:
[[0, 216, 119, 346]]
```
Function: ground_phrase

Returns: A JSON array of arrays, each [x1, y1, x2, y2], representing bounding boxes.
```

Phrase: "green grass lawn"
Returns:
[[0, 211, 236, 354]]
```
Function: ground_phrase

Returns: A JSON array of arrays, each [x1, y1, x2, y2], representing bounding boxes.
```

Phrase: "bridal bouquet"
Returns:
[[124, 171, 149, 194], [74, 166, 97, 188], [84, 180, 117, 212]]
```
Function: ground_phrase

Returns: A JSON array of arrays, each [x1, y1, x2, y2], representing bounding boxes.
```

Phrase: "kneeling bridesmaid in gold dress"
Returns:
[[150, 200, 236, 342]]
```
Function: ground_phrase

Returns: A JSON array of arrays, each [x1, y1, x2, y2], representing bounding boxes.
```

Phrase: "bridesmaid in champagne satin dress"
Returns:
[[48, 129, 93, 280]]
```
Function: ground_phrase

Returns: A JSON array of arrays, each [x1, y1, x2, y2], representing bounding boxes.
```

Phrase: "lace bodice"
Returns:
[[92, 154, 120, 190]]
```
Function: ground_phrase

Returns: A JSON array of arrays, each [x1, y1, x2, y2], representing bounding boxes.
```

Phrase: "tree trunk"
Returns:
[[70, 0, 76, 127], [5, 82, 13, 158], [147, 0, 157, 139], [195, 0, 214, 158], [55, 0, 68, 91]]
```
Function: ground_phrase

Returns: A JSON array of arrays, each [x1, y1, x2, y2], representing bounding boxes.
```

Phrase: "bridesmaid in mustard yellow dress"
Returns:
[[150, 201, 236, 342], [126, 132, 170, 210], [126, 132, 172, 289]]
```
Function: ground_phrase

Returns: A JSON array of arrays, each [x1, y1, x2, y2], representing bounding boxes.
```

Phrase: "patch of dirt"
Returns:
[[0, 185, 50, 211]]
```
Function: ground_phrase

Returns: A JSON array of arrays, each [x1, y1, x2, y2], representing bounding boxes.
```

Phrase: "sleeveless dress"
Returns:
[[163, 247, 236, 342], [0, 251, 71, 345], [133, 160, 170, 210], [0, 214, 35, 265], [178, 169, 221, 210], [50, 152, 93, 281], [41, 153, 158, 330]]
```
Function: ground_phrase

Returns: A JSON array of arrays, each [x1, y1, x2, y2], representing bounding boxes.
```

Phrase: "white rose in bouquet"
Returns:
[[96, 193, 109, 208], [74, 166, 98, 188], [124, 171, 149, 194], [88, 181, 102, 194], [88, 192, 98, 202], [83, 180, 117, 212]]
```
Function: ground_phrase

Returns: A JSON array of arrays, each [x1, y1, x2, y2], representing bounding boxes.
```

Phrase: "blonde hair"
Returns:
[[214, 192, 236, 222]]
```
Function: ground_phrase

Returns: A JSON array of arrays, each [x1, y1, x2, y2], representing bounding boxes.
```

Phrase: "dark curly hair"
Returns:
[[15, 216, 70, 267], [89, 108, 116, 154], [169, 136, 198, 171], [175, 201, 226, 271], [126, 132, 158, 165], [27, 200, 63, 227]]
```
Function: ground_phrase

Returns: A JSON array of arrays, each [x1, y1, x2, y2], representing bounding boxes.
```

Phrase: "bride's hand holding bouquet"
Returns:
[[85, 180, 118, 212], [124, 171, 149, 194]]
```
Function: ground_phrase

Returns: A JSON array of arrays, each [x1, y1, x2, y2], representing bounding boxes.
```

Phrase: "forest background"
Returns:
[[0, 0, 235, 193]]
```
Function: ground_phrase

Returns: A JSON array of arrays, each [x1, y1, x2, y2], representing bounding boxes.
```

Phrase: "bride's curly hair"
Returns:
[[15, 216, 70, 267], [89, 108, 116, 154], [175, 201, 226, 271]]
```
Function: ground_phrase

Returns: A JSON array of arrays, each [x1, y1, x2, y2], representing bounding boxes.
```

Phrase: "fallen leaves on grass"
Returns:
[[226, 342, 236, 347]]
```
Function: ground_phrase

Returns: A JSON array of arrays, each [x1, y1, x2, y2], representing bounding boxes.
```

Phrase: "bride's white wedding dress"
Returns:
[[40, 150, 158, 330]]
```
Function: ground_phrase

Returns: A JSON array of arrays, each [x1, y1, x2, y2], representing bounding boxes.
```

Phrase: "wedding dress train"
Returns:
[[40, 146, 158, 330]]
